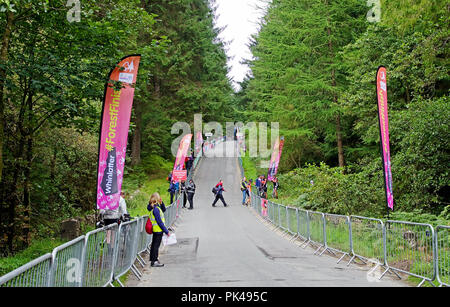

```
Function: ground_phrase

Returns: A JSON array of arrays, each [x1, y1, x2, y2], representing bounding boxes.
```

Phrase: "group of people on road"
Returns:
[[239, 175, 279, 207], [98, 148, 282, 270]]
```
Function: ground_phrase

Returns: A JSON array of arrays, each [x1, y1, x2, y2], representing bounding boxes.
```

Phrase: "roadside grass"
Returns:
[[0, 238, 65, 276]]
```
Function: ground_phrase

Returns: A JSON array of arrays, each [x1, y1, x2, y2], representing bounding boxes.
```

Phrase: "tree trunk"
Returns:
[[7, 131, 25, 253], [336, 113, 344, 168], [0, 12, 15, 183], [22, 92, 34, 248], [327, 16, 345, 168]]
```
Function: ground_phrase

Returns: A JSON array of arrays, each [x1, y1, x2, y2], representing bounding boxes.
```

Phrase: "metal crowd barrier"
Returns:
[[383, 221, 435, 286], [246, 191, 448, 287], [82, 223, 119, 287], [51, 236, 86, 287], [435, 225, 449, 287], [0, 155, 203, 287], [0, 253, 52, 287], [0, 209, 180, 288], [324, 214, 351, 262], [348, 216, 385, 267], [113, 219, 141, 287]]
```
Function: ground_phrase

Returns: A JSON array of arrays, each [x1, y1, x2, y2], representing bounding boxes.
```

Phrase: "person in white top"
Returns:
[[100, 191, 129, 226]]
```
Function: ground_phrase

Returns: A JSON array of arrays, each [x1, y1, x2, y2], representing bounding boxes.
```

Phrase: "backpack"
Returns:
[[212, 187, 218, 194], [145, 217, 153, 234]]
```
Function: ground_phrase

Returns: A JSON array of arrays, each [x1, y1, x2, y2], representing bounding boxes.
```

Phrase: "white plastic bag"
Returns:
[[162, 233, 177, 246]]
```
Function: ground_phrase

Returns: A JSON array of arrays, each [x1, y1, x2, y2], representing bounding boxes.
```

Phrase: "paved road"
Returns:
[[129, 141, 405, 287]]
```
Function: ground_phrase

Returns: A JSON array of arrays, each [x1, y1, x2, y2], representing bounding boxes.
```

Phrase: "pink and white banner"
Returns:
[[172, 134, 192, 181], [268, 136, 284, 181], [96, 55, 141, 210], [376, 66, 394, 210], [195, 131, 203, 157]]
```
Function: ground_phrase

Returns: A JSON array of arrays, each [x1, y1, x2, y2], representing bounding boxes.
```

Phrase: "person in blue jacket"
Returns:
[[255, 175, 261, 195], [147, 192, 170, 267], [168, 179, 177, 204]]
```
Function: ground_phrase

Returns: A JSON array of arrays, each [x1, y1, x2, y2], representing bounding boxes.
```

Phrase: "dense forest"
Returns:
[[236, 0, 449, 221], [0, 0, 448, 269], [0, 0, 233, 257]]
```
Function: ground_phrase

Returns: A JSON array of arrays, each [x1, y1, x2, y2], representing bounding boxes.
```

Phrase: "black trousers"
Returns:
[[187, 192, 194, 208], [150, 232, 163, 263], [212, 194, 227, 206], [170, 191, 175, 204], [183, 192, 187, 207]]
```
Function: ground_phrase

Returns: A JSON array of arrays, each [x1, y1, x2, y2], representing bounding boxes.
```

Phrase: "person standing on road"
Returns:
[[186, 179, 196, 210], [272, 177, 279, 199], [180, 179, 187, 208], [186, 154, 194, 176], [241, 177, 248, 205], [260, 176, 268, 199], [245, 179, 252, 206], [147, 192, 170, 267], [255, 175, 261, 196], [212, 180, 228, 207], [168, 179, 177, 204]]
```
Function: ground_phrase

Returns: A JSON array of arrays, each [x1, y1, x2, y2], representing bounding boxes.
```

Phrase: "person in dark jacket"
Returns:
[[272, 177, 279, 199], [186, 179, 196, 210], [147, 192, 169, 267], [168, 180, 177, 204], [180, 180, 187, 208], [186, 154, 194, 176], [212, 180, 228, 207], [260, 177, 268, 199]]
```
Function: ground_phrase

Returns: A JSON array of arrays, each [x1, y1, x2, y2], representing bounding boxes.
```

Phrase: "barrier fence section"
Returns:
[[0, 155, 203, 287], [384, 221, 435, 286], [82, 223, 119, 287], [238, 155, 449, 287], [324, 214, 351, 262], [50, 236, 86, 287], [435, 226, 449, 287], [348, 216, 385, 267], [0, 253, 53, 287]]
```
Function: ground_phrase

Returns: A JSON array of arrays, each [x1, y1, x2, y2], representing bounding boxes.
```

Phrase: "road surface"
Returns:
[[128, 141, 405, 287]]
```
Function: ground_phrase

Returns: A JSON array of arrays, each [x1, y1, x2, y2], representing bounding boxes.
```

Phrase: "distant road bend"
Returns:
[[129, 141, 405, 287]]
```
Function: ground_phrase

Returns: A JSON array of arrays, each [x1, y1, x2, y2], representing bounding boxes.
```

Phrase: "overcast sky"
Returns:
[[212, 0, 271, 92]]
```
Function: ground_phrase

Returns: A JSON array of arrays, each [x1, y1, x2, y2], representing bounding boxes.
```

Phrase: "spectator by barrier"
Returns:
[[0, 154, 203, 287]]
